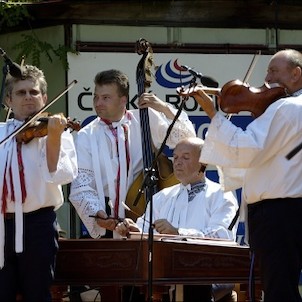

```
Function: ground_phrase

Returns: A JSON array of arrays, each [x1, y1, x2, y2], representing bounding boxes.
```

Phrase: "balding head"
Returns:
[[266, 49, 302, 94], [175, 137, 204, 158], [173, 137, 206, 185]]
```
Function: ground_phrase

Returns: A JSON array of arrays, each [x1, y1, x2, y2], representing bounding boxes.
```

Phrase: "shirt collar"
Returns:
[[99, 110, 132, 128], [182, 180, 206, 191]]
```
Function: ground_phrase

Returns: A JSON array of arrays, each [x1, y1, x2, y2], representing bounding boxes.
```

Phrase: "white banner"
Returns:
[[67, 52, 271, 134]]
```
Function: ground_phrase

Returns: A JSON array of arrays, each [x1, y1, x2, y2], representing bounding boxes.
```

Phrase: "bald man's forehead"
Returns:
[[174, 142, 199, 156]]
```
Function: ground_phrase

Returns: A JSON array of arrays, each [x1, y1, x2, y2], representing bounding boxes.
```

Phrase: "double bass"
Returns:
[[125, 38, 179, 220]]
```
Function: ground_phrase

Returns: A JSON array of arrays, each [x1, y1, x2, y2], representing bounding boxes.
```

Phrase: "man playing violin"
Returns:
[[179, 49, 302, 302], [0, 65, 78, 302]]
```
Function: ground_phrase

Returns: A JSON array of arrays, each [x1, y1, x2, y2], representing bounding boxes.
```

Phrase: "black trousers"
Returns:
[[248, 198, 302, 302], [0, 207, 58, 302]]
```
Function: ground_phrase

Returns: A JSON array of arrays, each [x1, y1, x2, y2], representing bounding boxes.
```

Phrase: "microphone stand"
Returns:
[[132, 79, 196, 302], [145, 168, 156, 302], [133, 108, 184, 302]]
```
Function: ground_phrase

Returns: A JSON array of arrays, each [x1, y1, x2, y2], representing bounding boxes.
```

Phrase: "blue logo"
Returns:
[[155, 59, 193, 88]]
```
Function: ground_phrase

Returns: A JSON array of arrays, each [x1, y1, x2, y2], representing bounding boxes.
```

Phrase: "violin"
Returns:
[[180, 79, 288, 118], [218, 80, 288, 118], [16, 112, 81, 144]]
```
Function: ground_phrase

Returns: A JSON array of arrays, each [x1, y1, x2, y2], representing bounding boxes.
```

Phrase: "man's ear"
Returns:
[[292, 66, 302, 83], [121, 95, 128, 105], [42, 94, 48, 105], [198, 163, 207, 174], [5, 94, 12, 108]]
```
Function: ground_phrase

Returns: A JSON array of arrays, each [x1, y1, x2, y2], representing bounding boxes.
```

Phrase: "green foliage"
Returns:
[[0, 1, 78, 70], [0, 1, 32, 28], [13, 34, 78, 70]]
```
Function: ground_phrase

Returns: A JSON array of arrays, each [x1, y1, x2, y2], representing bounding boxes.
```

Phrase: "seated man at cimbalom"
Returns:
[[116, 137, 239, 302]]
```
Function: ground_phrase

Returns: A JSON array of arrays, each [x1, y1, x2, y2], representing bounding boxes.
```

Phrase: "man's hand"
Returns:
[[177, 85, 218, 119], [138, 92, 175, 119], [115, 218, 140, 237], [46, 113, 67, 172], [95, 210, 119, 231], [47, 113, 67, 138], [154, 219, 178, 235]]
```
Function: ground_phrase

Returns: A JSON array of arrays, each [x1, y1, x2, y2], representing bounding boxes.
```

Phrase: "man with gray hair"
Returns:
[[116, 137, 238, 302], [180, 49, 302, 301], [0, 65, 77, 301]]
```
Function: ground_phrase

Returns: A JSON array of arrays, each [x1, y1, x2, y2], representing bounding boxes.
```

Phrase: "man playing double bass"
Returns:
[[69, 69, 195, 238], [69, 69, 195, 300]]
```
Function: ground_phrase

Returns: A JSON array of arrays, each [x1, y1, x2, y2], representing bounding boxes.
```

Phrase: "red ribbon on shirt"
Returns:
[[1, 142, 26, 213], [101, 119, 129, 218]]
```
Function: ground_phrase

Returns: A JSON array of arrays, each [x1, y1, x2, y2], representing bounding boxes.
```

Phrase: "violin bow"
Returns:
[[0, 80, 77, 147], [226, 50, 261, 120], [243, 50, 261, 83]]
